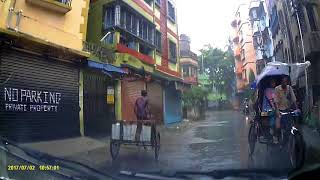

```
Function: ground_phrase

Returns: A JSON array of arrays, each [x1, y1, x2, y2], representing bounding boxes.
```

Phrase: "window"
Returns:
[[102, 32, 114, 45], [251, 9, 257, 19], [58, 0, 72, 6], [113, 6, 155, 45], [144, 0, 153, 6], [241, 49, 245, 60], [243, 69, 247, 80], [139, 43, 153, 56], [278, 10, 285, 34], [169, 40, 177, 63], [191, 67, 196, 77], [104, 6, 115, 29], [297, 5, 307, 33], [120, 9, 126, 28], [168, 1, 176, 22], [182, 66, 189, 77], [126, 13, 132, 31], [253, 36, 258, 48], [155, 0, 161, 7], [306, 5, 319, 31], [155, 31, 162, 52], [115, 5, 121, 26]]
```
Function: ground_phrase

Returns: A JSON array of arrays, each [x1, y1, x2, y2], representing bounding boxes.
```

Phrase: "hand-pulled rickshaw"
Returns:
[[248, 61, 310, 169], [110, 119, 161, 161]]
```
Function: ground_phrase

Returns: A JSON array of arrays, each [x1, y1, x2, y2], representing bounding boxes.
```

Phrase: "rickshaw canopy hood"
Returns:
[[254, 61, 311, 87]]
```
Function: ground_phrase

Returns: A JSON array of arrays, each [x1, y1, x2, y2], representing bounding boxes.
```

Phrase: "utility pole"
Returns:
[[201, 54, 204, 74]]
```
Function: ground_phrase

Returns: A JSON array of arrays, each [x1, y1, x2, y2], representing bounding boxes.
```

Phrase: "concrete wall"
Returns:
[[1, 0, 90, 52]]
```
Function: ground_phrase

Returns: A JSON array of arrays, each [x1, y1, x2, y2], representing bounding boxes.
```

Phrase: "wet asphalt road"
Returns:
[[69, 110, 292, 178]]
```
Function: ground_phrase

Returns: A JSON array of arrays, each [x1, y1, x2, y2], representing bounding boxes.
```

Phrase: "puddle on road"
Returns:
[[193, 125, 234, 141], [196, 120, 229, 128]]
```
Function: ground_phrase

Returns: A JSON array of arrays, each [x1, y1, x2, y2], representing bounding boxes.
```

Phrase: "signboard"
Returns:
[[2, 87, 61, 112], [107, 87, 115, 104]]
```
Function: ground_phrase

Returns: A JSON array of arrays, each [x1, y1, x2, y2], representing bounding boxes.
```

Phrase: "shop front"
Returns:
[[0, 48, 80, 142], [164, 82, 182, 124], [147, 80, 163, 124], [84, 60, 125, 137], [121, 77, 146, 121]]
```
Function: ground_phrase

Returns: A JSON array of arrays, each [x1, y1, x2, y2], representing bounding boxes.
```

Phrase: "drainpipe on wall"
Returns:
[[6, 0, 17, 29], [14, 9, 22, 32]]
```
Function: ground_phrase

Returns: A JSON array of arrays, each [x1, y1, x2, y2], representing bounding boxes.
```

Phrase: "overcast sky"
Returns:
[[176, 0, 238, 53]]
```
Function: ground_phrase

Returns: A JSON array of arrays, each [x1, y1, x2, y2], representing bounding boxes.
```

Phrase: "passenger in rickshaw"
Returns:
[[261, 79, 278, 143]]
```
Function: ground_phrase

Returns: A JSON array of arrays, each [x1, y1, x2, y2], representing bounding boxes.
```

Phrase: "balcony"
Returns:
[[103, 4, 155, 47], [180, 58, 199, 67], [303, 31, 320, 57], [83, 41, 115, 64], [26, 0, 72, 13], [116, 44, 155, 65], [180, 50, 198, 60]]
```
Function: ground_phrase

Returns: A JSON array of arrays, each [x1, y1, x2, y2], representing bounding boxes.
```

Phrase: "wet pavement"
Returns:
[[65, 110, 294, 178]]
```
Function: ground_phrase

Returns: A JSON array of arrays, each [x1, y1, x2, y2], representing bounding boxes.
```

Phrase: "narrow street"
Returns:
[[65, 110, 292, 177]]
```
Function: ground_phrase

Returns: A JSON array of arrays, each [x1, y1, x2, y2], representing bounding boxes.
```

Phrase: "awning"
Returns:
[[152, 71, 183, 82], [88, 60, 127, 74]]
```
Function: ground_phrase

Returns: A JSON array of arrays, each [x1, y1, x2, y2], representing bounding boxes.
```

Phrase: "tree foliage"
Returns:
[[182, 87, 208, 108], [199, 45, 235, 98]]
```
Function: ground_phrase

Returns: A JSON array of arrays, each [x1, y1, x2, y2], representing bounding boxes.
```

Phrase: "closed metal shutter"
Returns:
[[147, 82, 163, 123], [0, 48, 80, 142], [121, 80, 145, 121], [164, 84, 182, 124], [83, 71, 114, 136]]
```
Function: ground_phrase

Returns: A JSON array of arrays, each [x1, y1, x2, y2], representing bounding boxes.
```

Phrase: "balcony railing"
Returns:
[[26, 0, 72, 13], [56, 0, 72, 6], [83, 41, 115, 64], [183, 76, 198, 84]]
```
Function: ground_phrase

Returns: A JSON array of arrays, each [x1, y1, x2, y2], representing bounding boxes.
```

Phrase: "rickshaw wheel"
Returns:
[[289, 131, 305, 170], [154, 133, 160, 160], [248, 122, 257, 156], [110, 140, 120, 160]]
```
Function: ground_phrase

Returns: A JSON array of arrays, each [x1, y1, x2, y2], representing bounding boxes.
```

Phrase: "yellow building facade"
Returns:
[[0, 0, 91, 141], [0, 0, 90, 54]]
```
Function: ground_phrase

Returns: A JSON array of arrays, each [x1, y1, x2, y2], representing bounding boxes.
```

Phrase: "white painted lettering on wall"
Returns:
[[3, 87, 62, 112]]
